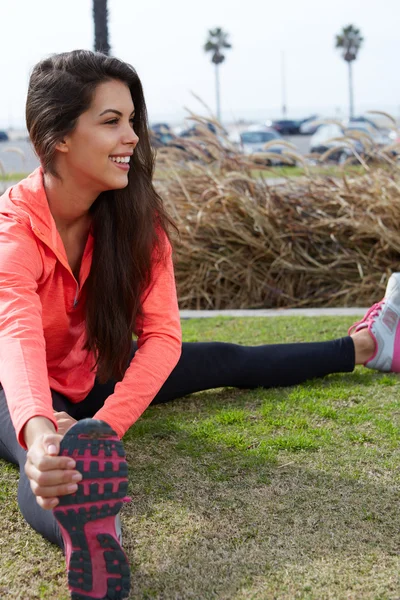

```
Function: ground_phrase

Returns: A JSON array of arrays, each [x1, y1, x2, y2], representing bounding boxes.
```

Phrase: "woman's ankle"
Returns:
[[351, 328, 376, 365]]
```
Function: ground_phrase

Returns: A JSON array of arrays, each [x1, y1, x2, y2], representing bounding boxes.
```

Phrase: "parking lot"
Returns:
[[0, 139, 40, 175], [0, 134, 312, 181]]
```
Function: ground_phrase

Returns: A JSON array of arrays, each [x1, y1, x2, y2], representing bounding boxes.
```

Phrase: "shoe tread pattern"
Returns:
[[53, 419, 130, 600]]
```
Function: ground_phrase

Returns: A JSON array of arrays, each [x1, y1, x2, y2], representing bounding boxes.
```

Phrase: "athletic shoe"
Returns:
[[53, 418, 131, 600], [348, 272, 400, 372]]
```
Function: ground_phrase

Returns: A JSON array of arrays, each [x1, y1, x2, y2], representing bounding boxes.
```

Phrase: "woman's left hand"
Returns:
[[53, 411, 77, 437]]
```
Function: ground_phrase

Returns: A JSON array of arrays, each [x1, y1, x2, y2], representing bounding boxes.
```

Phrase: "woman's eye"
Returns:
[[105, 119, 135, 127]]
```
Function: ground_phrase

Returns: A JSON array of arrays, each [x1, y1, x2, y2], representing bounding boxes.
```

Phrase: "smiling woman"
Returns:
[[25, 52, 176, 386], [48, 80, 139, 194], [0, 48, 399, 600], [1, 49, 180, 600], [41, 79, 140, 282]]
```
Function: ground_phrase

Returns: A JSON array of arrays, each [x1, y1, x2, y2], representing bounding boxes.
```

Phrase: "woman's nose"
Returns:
[[126, 133, 139, 149], [123, 125, 139, 147], [131, 132, 139, 147]]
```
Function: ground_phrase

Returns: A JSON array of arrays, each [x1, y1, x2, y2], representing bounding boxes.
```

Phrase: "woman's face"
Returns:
[[60, 79, 139, 193]]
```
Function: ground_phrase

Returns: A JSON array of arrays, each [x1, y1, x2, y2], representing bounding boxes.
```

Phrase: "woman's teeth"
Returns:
[[109, 156, 130, 163]]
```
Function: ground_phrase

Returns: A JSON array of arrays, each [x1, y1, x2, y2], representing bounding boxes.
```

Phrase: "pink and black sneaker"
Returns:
[[348, 272, 400, 372], [53, 419, 131, 600]]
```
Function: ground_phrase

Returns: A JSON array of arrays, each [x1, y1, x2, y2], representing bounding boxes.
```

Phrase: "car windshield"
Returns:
[[241, 131, 278, 143]]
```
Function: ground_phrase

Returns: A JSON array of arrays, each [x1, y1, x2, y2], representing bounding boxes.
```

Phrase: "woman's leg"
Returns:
[[150, 336, 356, 404], [154, 272, 399, 404], [46, 274, 399, 414], [0, 332, 368, 548], [87, 336, 357, 408], [0, 387, 80, 550], [78, 337, 355, 411]]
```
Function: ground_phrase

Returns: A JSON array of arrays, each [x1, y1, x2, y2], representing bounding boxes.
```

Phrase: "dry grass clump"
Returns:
[[154, 115, 400, 309]]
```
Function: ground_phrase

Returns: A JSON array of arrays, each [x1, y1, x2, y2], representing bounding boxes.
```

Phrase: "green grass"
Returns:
[[153, 164, 366, 183], [250, 164, 365, 179], [0, 164, 366, 183], [1, 315, 400, 598], [0, 172, 30, 182]]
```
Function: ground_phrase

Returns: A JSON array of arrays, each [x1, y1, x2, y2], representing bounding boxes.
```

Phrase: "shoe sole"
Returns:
[[53, 419, 131, 600]]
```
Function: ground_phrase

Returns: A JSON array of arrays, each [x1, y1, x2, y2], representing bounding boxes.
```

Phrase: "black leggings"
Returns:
[[0, 337, 355, 550]]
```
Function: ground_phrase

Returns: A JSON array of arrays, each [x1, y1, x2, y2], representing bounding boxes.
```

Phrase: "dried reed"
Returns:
[[154, 115, 400, 308]]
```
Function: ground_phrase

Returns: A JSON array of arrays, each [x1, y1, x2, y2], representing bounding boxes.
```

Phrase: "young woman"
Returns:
[[0, 49, 397, 600]]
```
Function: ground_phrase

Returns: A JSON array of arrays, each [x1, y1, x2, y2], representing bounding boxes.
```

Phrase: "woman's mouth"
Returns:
[[109, 156, 130, 171]]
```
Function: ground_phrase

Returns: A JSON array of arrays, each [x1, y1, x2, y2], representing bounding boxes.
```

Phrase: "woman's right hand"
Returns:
[[24, 429, 83, 510]]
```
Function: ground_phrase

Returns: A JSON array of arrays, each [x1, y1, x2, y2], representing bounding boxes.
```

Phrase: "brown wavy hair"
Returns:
[[26, 49, 177, 382]]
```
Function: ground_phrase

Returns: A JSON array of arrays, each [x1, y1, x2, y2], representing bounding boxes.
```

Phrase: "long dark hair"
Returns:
[[26, 49, 177, 382]]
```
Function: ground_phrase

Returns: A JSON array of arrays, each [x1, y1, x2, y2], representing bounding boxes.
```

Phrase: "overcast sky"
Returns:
[[1, 0, 399, 128]]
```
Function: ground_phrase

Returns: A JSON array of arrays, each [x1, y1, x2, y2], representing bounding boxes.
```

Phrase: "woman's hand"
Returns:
[[24, 417, 82, 510], [53, 411, 77, 437]]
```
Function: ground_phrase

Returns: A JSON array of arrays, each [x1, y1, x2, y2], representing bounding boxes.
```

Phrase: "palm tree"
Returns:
[[335, 25, 364, 119], [93, 0, 110, 55], [204, 28, 232, 123]]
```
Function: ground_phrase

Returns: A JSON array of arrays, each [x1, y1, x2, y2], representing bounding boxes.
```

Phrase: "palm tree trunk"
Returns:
[[215, 64, 221, 123], [93, 0, 110, 55], [348, 61, 354, 119]]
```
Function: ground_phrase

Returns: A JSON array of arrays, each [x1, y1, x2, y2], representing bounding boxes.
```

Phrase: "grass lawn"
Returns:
[[151, 164, 365, 182], [0, 165, 367, 183], [1, 315, 400, 599], [250, 164, 365, 179], [0, 172, 30, 182]]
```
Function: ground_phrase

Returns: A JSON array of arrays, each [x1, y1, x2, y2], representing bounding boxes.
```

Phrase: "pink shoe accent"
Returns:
[[348, 301, 384, 336], [364, 330, 378, 366], [348, 302, 384, 366], [391, 322, 400, 372], [53, 419, 131, 600]]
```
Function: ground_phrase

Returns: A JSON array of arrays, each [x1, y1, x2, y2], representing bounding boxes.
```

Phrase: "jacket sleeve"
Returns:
[[0, 215, 57, 449], [93, 230, 182, 438]]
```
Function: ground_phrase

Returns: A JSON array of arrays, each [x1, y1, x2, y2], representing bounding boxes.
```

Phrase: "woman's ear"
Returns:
[[54, 139, 69, 153]]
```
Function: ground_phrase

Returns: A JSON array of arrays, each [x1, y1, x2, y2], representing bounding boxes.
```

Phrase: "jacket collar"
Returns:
[[1, 167, 93, 283]]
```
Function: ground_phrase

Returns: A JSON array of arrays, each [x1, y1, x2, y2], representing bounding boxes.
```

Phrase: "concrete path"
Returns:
[[180, 308, 366, 318]]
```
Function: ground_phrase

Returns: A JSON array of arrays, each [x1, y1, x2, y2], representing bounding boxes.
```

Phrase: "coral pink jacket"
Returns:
[[0, 168, 182, 449]]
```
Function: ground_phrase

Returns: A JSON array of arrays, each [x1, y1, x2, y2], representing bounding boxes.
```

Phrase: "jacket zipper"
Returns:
[[73, 285, 79, 307], [32, 225, 81, 309]]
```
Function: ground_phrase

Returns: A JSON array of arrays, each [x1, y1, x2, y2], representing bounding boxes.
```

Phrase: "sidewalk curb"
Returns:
[[180, 308, 367, 319]]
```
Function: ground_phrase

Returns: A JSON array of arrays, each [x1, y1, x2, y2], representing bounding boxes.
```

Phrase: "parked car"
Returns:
[[240, 127, 295, 165], [150, 122, 171, 137], [150, 122, 232, 161], [175, 122, 232, 155], [149, 123, 188, 152], [345, 123, 392, 146], [149, 127, 175, 149], [309, 123, 363, 163], [345, 116, 381, 131], [271, 119, 301, 135], [0, 130, 9, 142], [297, 115, 319, 135], [300, 116, 322, 135], [350, 119, 400, 147], [309, 121, 395, 163], [271, 116, 318, 135], [178, 122, 229, 139]]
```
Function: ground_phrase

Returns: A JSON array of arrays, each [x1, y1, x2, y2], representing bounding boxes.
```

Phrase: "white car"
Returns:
[[345, 123, 392, 147], [309, 123, 390, 163], [299, 116, 321, 135], [239, 126, 295, 165]]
